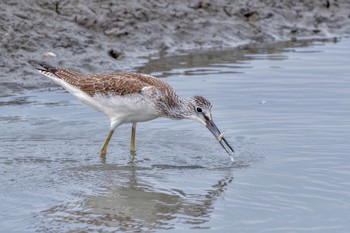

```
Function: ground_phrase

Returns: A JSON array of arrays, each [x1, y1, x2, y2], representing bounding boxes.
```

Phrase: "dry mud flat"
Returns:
[[1, 0, 350, 96]]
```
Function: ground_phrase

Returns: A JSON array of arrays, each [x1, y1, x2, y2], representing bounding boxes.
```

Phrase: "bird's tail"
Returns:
[[28, 60, 61, 79], [29, 60, 58, 74]]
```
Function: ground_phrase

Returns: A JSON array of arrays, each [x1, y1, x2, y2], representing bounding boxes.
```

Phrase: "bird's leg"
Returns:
[[130, 123, 137, 153], [100, 129, 115, 157]]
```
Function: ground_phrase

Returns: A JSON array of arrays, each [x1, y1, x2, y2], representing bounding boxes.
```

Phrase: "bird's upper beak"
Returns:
[[206, 119, 235, 158]]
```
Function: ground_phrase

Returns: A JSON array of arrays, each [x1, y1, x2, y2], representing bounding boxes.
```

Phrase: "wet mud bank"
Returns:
[[1, 0, 350, 96]]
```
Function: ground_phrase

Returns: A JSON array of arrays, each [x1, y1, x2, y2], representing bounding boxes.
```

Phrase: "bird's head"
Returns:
[[188, 95, 213, 125], [188, 95, 235, 158]]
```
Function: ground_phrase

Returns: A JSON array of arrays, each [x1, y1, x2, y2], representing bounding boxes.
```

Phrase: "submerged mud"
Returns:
[[1, 0, 350, 96]]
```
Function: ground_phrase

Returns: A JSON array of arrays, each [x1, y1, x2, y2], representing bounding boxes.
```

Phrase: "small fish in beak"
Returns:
[[206, 119, 235, 161], [216, 131, 226, 142]]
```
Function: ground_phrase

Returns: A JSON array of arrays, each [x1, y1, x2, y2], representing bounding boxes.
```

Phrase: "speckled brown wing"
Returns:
[[54, 69, 172, 97], [53, 68, 86, 85], [74, 73, 146, 96], [118, 72, 178, 108]]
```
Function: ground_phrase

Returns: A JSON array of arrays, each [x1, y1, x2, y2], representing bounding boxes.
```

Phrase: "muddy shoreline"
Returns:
[[1, 0, 350, 96]]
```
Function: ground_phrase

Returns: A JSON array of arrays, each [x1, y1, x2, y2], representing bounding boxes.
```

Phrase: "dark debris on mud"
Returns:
[[1, 0, 350, 96]]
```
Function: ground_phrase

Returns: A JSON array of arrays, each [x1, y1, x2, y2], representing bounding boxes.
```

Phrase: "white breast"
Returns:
[[92, 93, 161, 127]]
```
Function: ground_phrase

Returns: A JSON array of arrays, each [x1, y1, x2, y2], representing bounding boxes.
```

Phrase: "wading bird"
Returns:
[[30, 60, 234, 160]]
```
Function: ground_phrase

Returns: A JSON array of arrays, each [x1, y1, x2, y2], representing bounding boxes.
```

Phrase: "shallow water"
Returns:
[[1, 39, 350, 232]]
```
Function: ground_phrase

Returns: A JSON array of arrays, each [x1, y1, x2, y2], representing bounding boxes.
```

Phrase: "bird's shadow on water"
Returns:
[[34, 150, 240, 232]]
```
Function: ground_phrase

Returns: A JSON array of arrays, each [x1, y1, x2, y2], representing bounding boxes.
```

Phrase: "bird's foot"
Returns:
[[130, 149, 136, 157]]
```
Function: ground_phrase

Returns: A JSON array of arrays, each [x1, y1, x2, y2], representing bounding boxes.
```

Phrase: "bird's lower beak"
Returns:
[[206, 119, 235, 157]]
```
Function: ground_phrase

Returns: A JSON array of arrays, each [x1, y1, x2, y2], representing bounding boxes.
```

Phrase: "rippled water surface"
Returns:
[[1, 39, 350, 232]]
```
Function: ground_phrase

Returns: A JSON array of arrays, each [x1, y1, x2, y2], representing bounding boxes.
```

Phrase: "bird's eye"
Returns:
[[196, 107, 202, 113]]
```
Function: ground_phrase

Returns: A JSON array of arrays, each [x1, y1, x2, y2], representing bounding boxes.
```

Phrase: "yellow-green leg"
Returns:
[[100, 129, 115, 157], [130, 123, 137, 153]]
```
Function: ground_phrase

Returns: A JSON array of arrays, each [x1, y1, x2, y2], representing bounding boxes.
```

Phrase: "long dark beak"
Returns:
[[206, 119, 235, 157]]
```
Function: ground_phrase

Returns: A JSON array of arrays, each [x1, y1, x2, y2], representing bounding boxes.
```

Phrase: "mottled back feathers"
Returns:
[[29, 60, 174, 98]]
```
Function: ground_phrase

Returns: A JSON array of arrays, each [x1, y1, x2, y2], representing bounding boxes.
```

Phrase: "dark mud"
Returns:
[[1, 0, 350, 96]]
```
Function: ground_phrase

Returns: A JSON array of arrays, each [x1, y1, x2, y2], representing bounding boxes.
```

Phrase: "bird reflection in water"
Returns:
[[37, 164, 233, 232]]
